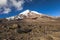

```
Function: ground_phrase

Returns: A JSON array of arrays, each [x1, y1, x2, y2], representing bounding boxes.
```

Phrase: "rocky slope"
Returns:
[[0, 10, 60, 40]]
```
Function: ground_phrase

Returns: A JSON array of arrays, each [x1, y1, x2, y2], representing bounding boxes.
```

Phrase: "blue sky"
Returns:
[[0, 0, 60, 18]]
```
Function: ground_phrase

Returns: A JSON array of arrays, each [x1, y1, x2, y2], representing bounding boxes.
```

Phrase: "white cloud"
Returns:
[[3, 8, 11, 14], [0, 0, 24, 14], [10, 0, 24, 10], [0, 0, 7, 6], [0, 0, 33, 14]]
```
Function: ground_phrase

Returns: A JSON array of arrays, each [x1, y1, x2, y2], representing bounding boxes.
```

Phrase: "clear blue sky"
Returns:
[[0, 0, 60, 18]]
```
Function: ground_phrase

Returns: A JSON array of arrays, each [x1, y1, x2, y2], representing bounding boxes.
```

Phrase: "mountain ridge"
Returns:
[[6, 10, 55, 20]]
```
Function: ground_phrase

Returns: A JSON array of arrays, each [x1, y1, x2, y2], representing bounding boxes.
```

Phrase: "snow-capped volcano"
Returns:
[[20, 10, 43, 15], [6, 10, 54, 21], [6, 10, 43, 20]]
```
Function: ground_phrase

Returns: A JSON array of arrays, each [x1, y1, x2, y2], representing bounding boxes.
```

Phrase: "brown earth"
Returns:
[[0, 18, 60, 40], [0, 12, 60, 40]]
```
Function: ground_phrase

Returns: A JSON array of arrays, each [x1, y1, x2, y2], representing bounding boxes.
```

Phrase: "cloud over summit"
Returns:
[[0, 0, 24, 14], [0, 0, 7, 6]]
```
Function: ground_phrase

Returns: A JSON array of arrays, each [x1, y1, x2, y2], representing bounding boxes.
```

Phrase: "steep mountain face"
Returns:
[[6, 10, 57, 22], [0, 10, 60, 40]]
